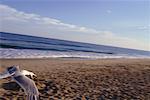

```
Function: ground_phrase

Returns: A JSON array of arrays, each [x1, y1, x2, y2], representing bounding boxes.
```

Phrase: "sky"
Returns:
[[0, 0, 150, 51]]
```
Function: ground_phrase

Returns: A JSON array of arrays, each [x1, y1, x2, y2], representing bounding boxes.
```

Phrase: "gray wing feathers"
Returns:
[[27, 94, 39, 100], [13, 75, 39, 100]]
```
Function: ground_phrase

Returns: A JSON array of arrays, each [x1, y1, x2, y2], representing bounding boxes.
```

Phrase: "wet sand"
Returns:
[[0, 58, 150, 100]]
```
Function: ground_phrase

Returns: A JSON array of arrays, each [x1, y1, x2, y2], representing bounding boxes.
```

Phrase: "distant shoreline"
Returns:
[[0, 57, 150, 60]]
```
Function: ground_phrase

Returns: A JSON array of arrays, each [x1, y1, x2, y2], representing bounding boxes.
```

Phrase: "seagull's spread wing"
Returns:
[[13, 75, 39, 94], [13, 75, 39, 100]]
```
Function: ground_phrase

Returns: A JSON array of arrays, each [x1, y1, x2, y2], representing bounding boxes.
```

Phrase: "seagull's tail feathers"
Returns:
[[27, 94, 39, 100]]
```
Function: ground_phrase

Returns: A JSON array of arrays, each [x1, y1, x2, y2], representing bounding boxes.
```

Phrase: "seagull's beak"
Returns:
[[0, 71, 12, 79]]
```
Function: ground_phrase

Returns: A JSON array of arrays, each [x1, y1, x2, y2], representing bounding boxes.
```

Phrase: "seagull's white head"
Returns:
[[21, 70, 36, 78]]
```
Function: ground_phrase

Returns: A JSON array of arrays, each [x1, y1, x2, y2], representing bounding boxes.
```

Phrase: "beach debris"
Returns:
[[0, 65, 39, 100]]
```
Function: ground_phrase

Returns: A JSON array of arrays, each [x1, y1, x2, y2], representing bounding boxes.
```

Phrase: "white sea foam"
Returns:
[[0, 48, 149, 59]]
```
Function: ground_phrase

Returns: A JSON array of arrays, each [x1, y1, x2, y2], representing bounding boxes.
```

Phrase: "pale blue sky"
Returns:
[[0, 0, 150, 50]]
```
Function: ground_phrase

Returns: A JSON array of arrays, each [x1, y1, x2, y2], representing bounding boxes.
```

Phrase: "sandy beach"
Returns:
[[0, 58, 150, 100]]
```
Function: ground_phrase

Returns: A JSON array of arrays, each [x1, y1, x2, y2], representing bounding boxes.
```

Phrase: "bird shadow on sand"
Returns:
[[1, 81, 21, 91]]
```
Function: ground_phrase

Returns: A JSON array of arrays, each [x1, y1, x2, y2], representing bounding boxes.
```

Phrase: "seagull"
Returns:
[[0, 65, 39, 100]]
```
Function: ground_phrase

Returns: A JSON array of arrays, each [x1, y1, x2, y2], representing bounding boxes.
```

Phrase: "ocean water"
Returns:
[[0, 32, 150, 59]]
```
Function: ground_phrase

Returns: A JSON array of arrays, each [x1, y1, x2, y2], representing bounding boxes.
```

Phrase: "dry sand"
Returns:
[[0, 58, 150, 100]]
